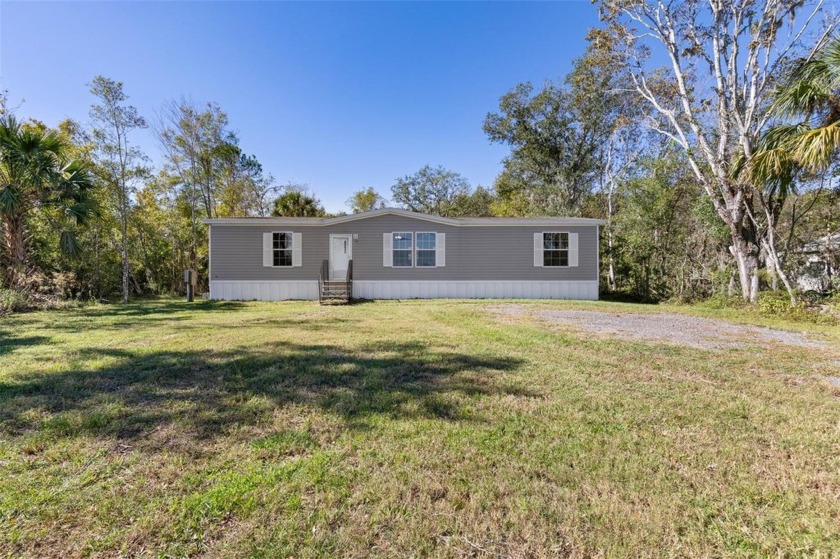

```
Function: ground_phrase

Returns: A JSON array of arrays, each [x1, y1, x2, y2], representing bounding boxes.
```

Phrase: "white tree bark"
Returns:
[[599, 0, 835, 302]]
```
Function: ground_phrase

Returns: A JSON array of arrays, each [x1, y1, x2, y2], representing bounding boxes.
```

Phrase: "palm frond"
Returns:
[[59, 230, 81, 258], [57, 161, 95, 199], [64, 198, 98, 226], [771, 65, 831, 118], [750, 146, 794, 181], [792, 120, 840, 171], [0, 186, 21, 215], [772, 36, 840, 119]]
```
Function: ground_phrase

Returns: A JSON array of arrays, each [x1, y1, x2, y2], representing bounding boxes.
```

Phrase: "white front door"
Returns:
[[329, 235, 352, 280]]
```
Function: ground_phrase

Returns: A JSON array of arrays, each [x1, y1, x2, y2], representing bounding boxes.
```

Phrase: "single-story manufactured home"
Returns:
[[205, 208, 603, 301]]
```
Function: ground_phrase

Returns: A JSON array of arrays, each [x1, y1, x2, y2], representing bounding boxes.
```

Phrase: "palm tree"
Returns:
[[0, 115, 96, 289], [271, 190, 325, 217], [738, 37, 840, 305], [750, 36, 840, 184]]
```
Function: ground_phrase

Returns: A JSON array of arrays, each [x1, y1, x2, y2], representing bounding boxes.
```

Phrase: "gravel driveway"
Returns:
[[490, 305, 829, 350]]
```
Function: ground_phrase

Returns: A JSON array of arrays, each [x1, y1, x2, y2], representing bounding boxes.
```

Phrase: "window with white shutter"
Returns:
[[535, 231, 579, 268], [263, 231, 301, 267]]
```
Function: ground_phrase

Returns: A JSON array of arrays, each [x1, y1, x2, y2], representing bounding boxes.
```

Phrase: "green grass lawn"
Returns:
[[1, 299, 838, 558]]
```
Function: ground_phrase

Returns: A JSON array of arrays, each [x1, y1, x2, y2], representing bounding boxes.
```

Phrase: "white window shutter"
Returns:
[[533, 233, 542, 267], [383, 233, 393, 267], [436, 233, 445, 267], [263, 232, 273, 267], [569, 232, 579, 267], [292, 232, 302, 267]]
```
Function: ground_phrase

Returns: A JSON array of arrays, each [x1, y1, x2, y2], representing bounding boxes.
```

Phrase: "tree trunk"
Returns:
[[721, 202, 761, 303], [606, 187, 617, 292], [120, 190, 130, 304], [2, 211, 28, 290], [729, 237, 760, 303], [121, 220, 129, 304]]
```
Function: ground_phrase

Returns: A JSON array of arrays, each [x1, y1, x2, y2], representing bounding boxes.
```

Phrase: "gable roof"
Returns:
[[204, 208, 605, 227]]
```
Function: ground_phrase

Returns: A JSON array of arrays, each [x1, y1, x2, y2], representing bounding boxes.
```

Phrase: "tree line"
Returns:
[[1, 0, 838, 308]]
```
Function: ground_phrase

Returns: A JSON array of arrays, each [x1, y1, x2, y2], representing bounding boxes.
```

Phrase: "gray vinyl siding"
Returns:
[[210, 214, 598, 282]]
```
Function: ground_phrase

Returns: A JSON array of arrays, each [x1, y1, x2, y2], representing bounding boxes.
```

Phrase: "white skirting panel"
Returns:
[[211, 280, 599, 301], [352, 280, 599, 301], [210, 280, 319, 301]]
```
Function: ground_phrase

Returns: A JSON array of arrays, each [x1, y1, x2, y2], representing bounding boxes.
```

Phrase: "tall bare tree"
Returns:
[[155, 100, 232, 273], [598, 0, 836, 301], [90, 76, 148, 303]]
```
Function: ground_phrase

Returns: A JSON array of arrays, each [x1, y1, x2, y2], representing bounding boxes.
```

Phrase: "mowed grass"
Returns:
[[0, 299, 838, 558]]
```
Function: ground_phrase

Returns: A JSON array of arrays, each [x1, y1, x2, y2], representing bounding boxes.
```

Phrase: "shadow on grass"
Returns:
[[0, 340, 527, 448], [0, 335, 51, 356], [598, 291, 661, 305], [2, 299, 250, 333]]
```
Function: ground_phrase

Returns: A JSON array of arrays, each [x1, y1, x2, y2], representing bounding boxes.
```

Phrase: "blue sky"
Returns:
[[0, 1, 600, 213]]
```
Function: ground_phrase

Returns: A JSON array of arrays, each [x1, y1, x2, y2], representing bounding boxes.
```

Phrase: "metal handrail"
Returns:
[[347, 259, 353, 302], [319, 259, 328, 303]]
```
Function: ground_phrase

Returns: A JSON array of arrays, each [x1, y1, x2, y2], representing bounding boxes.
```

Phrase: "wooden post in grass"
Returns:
[[184, 269, 196, 302]]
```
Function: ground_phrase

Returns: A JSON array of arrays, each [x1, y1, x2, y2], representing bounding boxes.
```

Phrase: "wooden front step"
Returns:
[[320, 280, 351, 304]]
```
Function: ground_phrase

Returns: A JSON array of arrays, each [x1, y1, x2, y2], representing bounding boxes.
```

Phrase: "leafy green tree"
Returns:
[[391, 165, 470, 216], [447, 186, 496, 217], [0, 115, 95, 289], [155, 99, 272, 287], [613, 154, 728, 301], [213, 145, 278, 218], [156, 100, 233, 275], [271, 189, 325, 217], [484, 44, 629, 217], [90, 76, 148, 303], [346, 187, 387, 213]]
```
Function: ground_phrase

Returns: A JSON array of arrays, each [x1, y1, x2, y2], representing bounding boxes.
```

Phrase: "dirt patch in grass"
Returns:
[[490, 305, 829, 350]]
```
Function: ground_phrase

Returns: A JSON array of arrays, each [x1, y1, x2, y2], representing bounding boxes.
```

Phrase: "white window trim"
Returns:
[[388, 231, 442, 269], [541, 231, 570, 268], [415, 231, 438, 268], [270, 230, 295, 268], [391, 231, 414, 268]]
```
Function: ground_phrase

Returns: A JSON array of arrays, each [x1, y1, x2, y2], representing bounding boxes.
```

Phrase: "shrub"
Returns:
[[0, 289, 30, 314], [757, 290, 836, 324]]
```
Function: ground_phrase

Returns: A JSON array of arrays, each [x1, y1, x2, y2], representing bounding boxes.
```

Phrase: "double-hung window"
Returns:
[[543, 232, 569, 267], [272, 232, 293, 267], [392, 232, 413, 267], [386, 231, 441, 268], [415, 232, 437, 267]]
